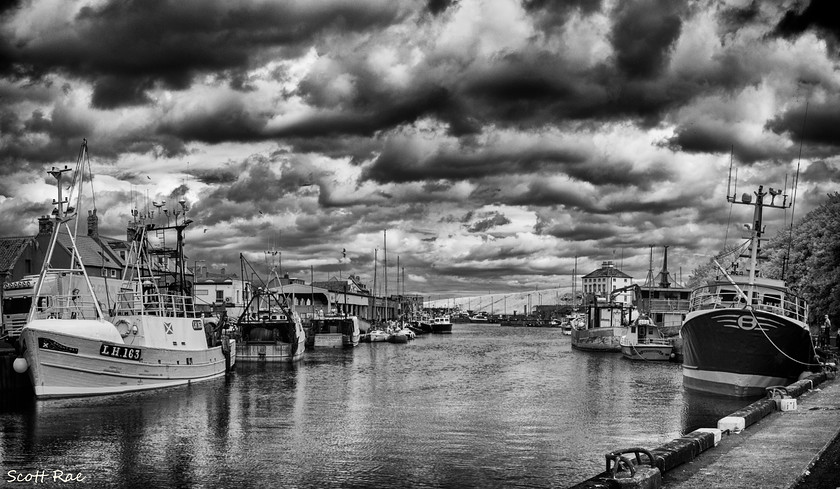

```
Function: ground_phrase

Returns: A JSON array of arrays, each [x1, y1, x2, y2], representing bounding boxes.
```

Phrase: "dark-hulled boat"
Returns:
[[681, 185, 817, 397], [234, 254, 305, 363]]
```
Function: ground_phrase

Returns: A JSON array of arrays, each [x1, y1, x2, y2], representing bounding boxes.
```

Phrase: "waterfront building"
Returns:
[[194, 273, 248, 319], [581, 261, 634, 304], [638, 247, 691, 336]]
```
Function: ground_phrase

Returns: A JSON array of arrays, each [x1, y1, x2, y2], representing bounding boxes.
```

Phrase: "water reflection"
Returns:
[[0, 325, 752, 487]]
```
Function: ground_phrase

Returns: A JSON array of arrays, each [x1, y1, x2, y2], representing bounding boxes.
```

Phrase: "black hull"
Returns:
[[431, 324, 452, 334], [681, 309, 816, 397]]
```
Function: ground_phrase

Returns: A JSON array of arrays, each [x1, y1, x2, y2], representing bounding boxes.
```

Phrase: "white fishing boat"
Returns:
[[16, 142, 235, 398], [620, 316, 673, 361]]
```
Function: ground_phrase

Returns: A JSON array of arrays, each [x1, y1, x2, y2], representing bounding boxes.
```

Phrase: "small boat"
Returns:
[[620, 316, 673, 361], [430, 315, 453, 334], [399, 325, 416, 340], [309, 315, 361, 348], [368, 329, 390, 342], [417, 315, 435, 334], [387, 330, 408, 343], [16, 141, 235, 398], [681, 185, 817, 397], [469, 313, 489, 323]]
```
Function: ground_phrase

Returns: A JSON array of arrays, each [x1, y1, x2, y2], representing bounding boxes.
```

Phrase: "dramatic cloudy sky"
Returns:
[[1, 0, 839, 299]]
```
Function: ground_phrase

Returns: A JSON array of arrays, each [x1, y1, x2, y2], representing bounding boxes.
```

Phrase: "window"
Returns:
[[216, 290, 224, 303]]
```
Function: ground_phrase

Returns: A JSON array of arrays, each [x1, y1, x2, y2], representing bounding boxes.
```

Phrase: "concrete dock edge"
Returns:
[[567, 372, 837, 489]]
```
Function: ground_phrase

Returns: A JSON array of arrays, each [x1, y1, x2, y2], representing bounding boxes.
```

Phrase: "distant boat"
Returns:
[[469, 313, 489, 323], [368, 328, 390, 342], [681, 185, 817, 397], [388, 329, 409, 343], [17, 142, 235, 398], [620, 316, 673, 361], [430, 315, 453, 334], [310, 315, 361, 348]]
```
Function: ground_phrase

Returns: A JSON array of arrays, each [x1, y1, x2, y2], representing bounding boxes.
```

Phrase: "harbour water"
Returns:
[[0, 324, 751, 488]]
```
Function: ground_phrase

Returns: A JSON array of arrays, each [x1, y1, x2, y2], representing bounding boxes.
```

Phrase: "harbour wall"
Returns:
[[569, 370, 836, 489]]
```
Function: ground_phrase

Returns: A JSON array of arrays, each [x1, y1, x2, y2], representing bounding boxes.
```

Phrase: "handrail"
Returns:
[[689, 285, 808, 323]]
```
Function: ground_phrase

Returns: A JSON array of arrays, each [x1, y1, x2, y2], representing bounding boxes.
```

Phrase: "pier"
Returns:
[[571, 369, 840, 489]]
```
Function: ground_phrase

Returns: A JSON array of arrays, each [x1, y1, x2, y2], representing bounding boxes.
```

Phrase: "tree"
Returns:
[[764, 192, 840, 326], [686, 244, 746, 289]]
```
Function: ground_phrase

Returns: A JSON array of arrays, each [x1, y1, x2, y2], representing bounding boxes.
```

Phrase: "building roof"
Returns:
[[0, 237, 33, 274], [55, 231, 124, 270], [582, 261, 633, 280]]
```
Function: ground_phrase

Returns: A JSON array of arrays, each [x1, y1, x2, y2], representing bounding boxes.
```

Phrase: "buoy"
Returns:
[[13, 357, 28, 374]]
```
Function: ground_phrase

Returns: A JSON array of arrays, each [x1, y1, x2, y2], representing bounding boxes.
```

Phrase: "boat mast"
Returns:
[[572, 256, 577, 312], [730, 185, 788, 302]]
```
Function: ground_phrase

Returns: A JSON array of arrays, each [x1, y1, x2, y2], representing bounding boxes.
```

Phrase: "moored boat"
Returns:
[[620, 316, 673, 361], [681, 185, 818, 397], [430, 315, 452, 334], [571, 299, 631, 352], [233, 255, 305, 363], [16, 142, 235, 398], [309, 315, 361, 348], [368, 328, 390, 342]]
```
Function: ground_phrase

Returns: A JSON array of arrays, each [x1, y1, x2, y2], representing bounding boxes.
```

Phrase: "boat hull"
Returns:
[[620, 343, 673, 361], [430, 323, 452, 334], [236, 339, 305, 363], [388, 333, 408, 344], [571, 327, 622, 352], [313, 333, 360, 348], [681, 308, 815, 397], [20, 327, 234, 399]]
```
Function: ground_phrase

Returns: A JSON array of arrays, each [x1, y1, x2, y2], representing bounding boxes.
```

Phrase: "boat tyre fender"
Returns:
[[115, 319, 132, 338]]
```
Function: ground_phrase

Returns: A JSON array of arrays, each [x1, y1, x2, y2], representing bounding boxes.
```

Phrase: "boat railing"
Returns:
[[689, 286, 808, 323], [29, 294, 103, 321], [113, 291, 197, 318], [641, 298, 691, 312], [636, 337, 671, 346]]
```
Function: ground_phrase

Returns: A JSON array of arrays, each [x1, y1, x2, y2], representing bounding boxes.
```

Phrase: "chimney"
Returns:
[[221, 267, 226, 276], [87, 209, 99, 238], [659, 246, 672, 288], [38, 216, 54, 236]]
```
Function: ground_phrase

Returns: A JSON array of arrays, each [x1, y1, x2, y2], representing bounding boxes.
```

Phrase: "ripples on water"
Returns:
[[0, 324, 751, 488]]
